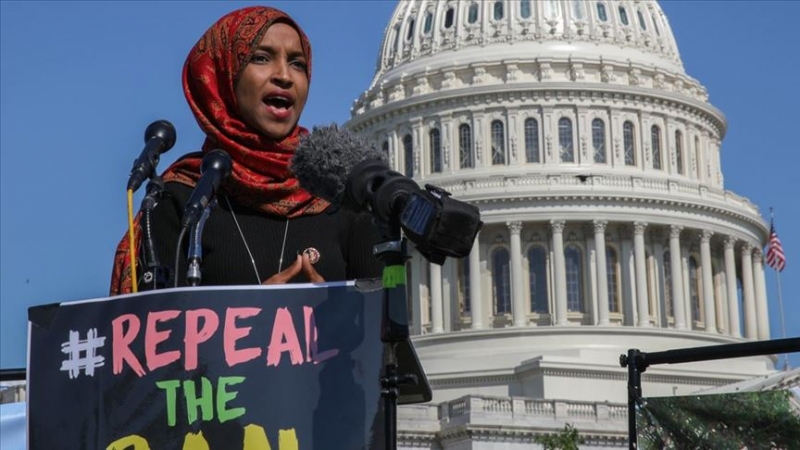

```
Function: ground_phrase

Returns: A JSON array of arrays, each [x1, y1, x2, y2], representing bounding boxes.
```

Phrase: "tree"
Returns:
[[534, 423, 583, 450]]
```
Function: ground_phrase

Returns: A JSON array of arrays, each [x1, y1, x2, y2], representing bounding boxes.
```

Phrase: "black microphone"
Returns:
[[127, 120, 177, 192], [292, 124, 483, 264], [182, 149, 232, 229], [186, 197, 217, 286]]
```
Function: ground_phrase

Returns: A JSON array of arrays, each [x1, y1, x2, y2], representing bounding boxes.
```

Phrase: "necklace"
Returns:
[[224, 195, 290, 284]]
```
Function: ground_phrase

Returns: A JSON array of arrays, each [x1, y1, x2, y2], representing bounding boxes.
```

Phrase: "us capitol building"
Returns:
[[347, 0, 781, 448]]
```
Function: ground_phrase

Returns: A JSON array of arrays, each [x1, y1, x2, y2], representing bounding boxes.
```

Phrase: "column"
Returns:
[[669, 226, 687, 329], [752, 250, 770, 340], [741, 244, 757, 339], [620, 227, 636, 326], [652, 230, 667, 327], [469, 233, 484, 329], [594, 220, 610, 325], [724, 237, 740, 337], [633, 222, 650, 327], [700, 230, 717, 332], [429, 263, 444, 333], [551, 220, 568, 325], [508, 221, 527, 327]]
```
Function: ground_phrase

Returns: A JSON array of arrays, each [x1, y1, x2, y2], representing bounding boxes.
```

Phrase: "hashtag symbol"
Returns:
[[59, 329, 107, 379]]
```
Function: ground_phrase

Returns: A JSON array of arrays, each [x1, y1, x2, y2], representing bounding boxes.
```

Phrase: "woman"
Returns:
[[110, 6, 381, 294]]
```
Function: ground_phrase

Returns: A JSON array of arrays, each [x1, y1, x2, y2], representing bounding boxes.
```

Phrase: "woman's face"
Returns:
[[235, 22, 309, 141]]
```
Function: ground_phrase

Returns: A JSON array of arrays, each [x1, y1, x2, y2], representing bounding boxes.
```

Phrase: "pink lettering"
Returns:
[[266, 307, 304, 367], [303, 306, 339, 364], [145, 310, 181, 371], [111, 314, 146, 377], [224, 307, 262, 367], [184, 309, 220, 371]]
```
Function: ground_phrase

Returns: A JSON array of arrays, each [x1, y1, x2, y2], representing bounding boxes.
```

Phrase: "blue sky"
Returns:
[[1, 1, 798, 370]]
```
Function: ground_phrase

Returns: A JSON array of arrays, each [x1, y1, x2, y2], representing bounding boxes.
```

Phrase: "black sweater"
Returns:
[[140, 182, 383, 289]]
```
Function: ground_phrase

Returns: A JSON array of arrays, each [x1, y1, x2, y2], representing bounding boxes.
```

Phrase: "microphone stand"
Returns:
[[186, 197, 217, 287], [372, 218, 418, 450], [138, 176, 171, 290]]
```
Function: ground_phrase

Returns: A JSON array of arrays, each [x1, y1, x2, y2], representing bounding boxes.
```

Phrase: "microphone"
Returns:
[[292, 124, 483, 264], [182, 149, 232, 229], [186, 197, 217, 286], [127, 120, 177, 192]]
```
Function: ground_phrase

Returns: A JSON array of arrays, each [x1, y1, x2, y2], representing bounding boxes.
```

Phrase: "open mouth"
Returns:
[[264, 96, 293, 110]]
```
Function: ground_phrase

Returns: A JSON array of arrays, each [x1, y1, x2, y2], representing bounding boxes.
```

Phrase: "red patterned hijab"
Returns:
[[163, 5, 328, 217]]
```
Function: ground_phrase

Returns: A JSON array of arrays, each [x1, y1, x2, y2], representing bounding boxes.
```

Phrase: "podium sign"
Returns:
[[27, 282, 386, 449]]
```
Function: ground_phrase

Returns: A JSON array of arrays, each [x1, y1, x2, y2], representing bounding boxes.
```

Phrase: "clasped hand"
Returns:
[[262, 253, 324, 284]]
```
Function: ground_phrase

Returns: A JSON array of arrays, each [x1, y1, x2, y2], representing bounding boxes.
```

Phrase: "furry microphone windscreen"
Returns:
[[292, 124, 388, 204]]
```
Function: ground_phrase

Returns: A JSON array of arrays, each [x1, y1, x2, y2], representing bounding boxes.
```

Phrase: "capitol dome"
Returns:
[[347, 1, 775, 447]]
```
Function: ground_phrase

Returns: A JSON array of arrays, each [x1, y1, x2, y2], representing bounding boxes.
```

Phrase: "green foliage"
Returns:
[[534, 423, 584, 450], [637, 390, 800, 449]]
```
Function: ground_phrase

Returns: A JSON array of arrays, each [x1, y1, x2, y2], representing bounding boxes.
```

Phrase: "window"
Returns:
[[596, 2, 608, 22], [606, 247, 621, 313], [637, 10, 647, 30], [423, 12, 433, 34], [406, 19, 416, 41], [663, 250, 673, 317], [468, 3, 479, 24], [618, 6, 629, 25], [675, 130, 684, 175], [491, 120, 506, 165], [559, 117, 574, 163], [429, 129, 442, 173], [493, 1, 504, 20], [492, 248, 511, 314], [459, 257, 471, 314], [524, 118, 540, 163], [694, 136, 702, 179], [444, 7, 455, 28], [459, 124, 474, 168], [403, 134, 414, 177], [689, 256, 702, 322], [572, 0, 586, 20], [529, 247, 548, 313], [382, 140, 389, 157], [565, 245, 584, 312], [392, 26, 401, 55], [623, 121, 636, 166], [545, 0, 561, 20], [592, 118, 606, 163], [652, 13, 661, 36], [651, 125, 662, 170], [520, 0, 532, 19]]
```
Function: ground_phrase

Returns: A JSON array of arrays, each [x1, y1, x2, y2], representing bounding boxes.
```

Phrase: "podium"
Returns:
[[27, 282, 430, 450]]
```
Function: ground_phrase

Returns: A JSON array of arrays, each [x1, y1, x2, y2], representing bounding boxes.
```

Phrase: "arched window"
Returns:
[[468, 3, 479, 24], [618, 6, 629, 25], [623, 121, 636, 166], [520, 0, 532, 19], [565, 245, 584, 312], [606, 247, 621, 313], [651, 125, 662, 170], [596, 2, 608, 22], [689, 256, 702, 323], [392, 26, 401, 55], [491, 120, 506, 165], [559, 118, 574, 163], [429, 129, 442, 173], [675, 130, 684, 175], [403, 134, 414, 177], [382, 140, 389, 157], [492, 248, 511, 314], [493, 1, 504, 20], [572, 0, 586, 20], [694, 135, 702, 179], [444, 7, 455, 28], [663, 250, 674, 317], [592, 118, 606, 163], [459, 124, 474, 168], [529, 247, 548, 313], [652, 13, 661, 36], [524, 118, 540, 163], [459, 257, 471, 314], [544, 0, 561, 20], [637, 10, 647, 30], [423, 11, 434, 34], [406, 18, 416, 41]]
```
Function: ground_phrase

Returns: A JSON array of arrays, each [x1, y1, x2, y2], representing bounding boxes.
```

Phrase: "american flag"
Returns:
[[766, 220, 786, 272]]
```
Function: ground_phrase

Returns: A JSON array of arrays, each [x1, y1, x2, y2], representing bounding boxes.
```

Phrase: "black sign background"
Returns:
[[27, 282, 385, 449]]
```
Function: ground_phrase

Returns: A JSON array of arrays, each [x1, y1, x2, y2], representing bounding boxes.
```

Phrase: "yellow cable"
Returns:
[[127, 189, 138, 293]]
